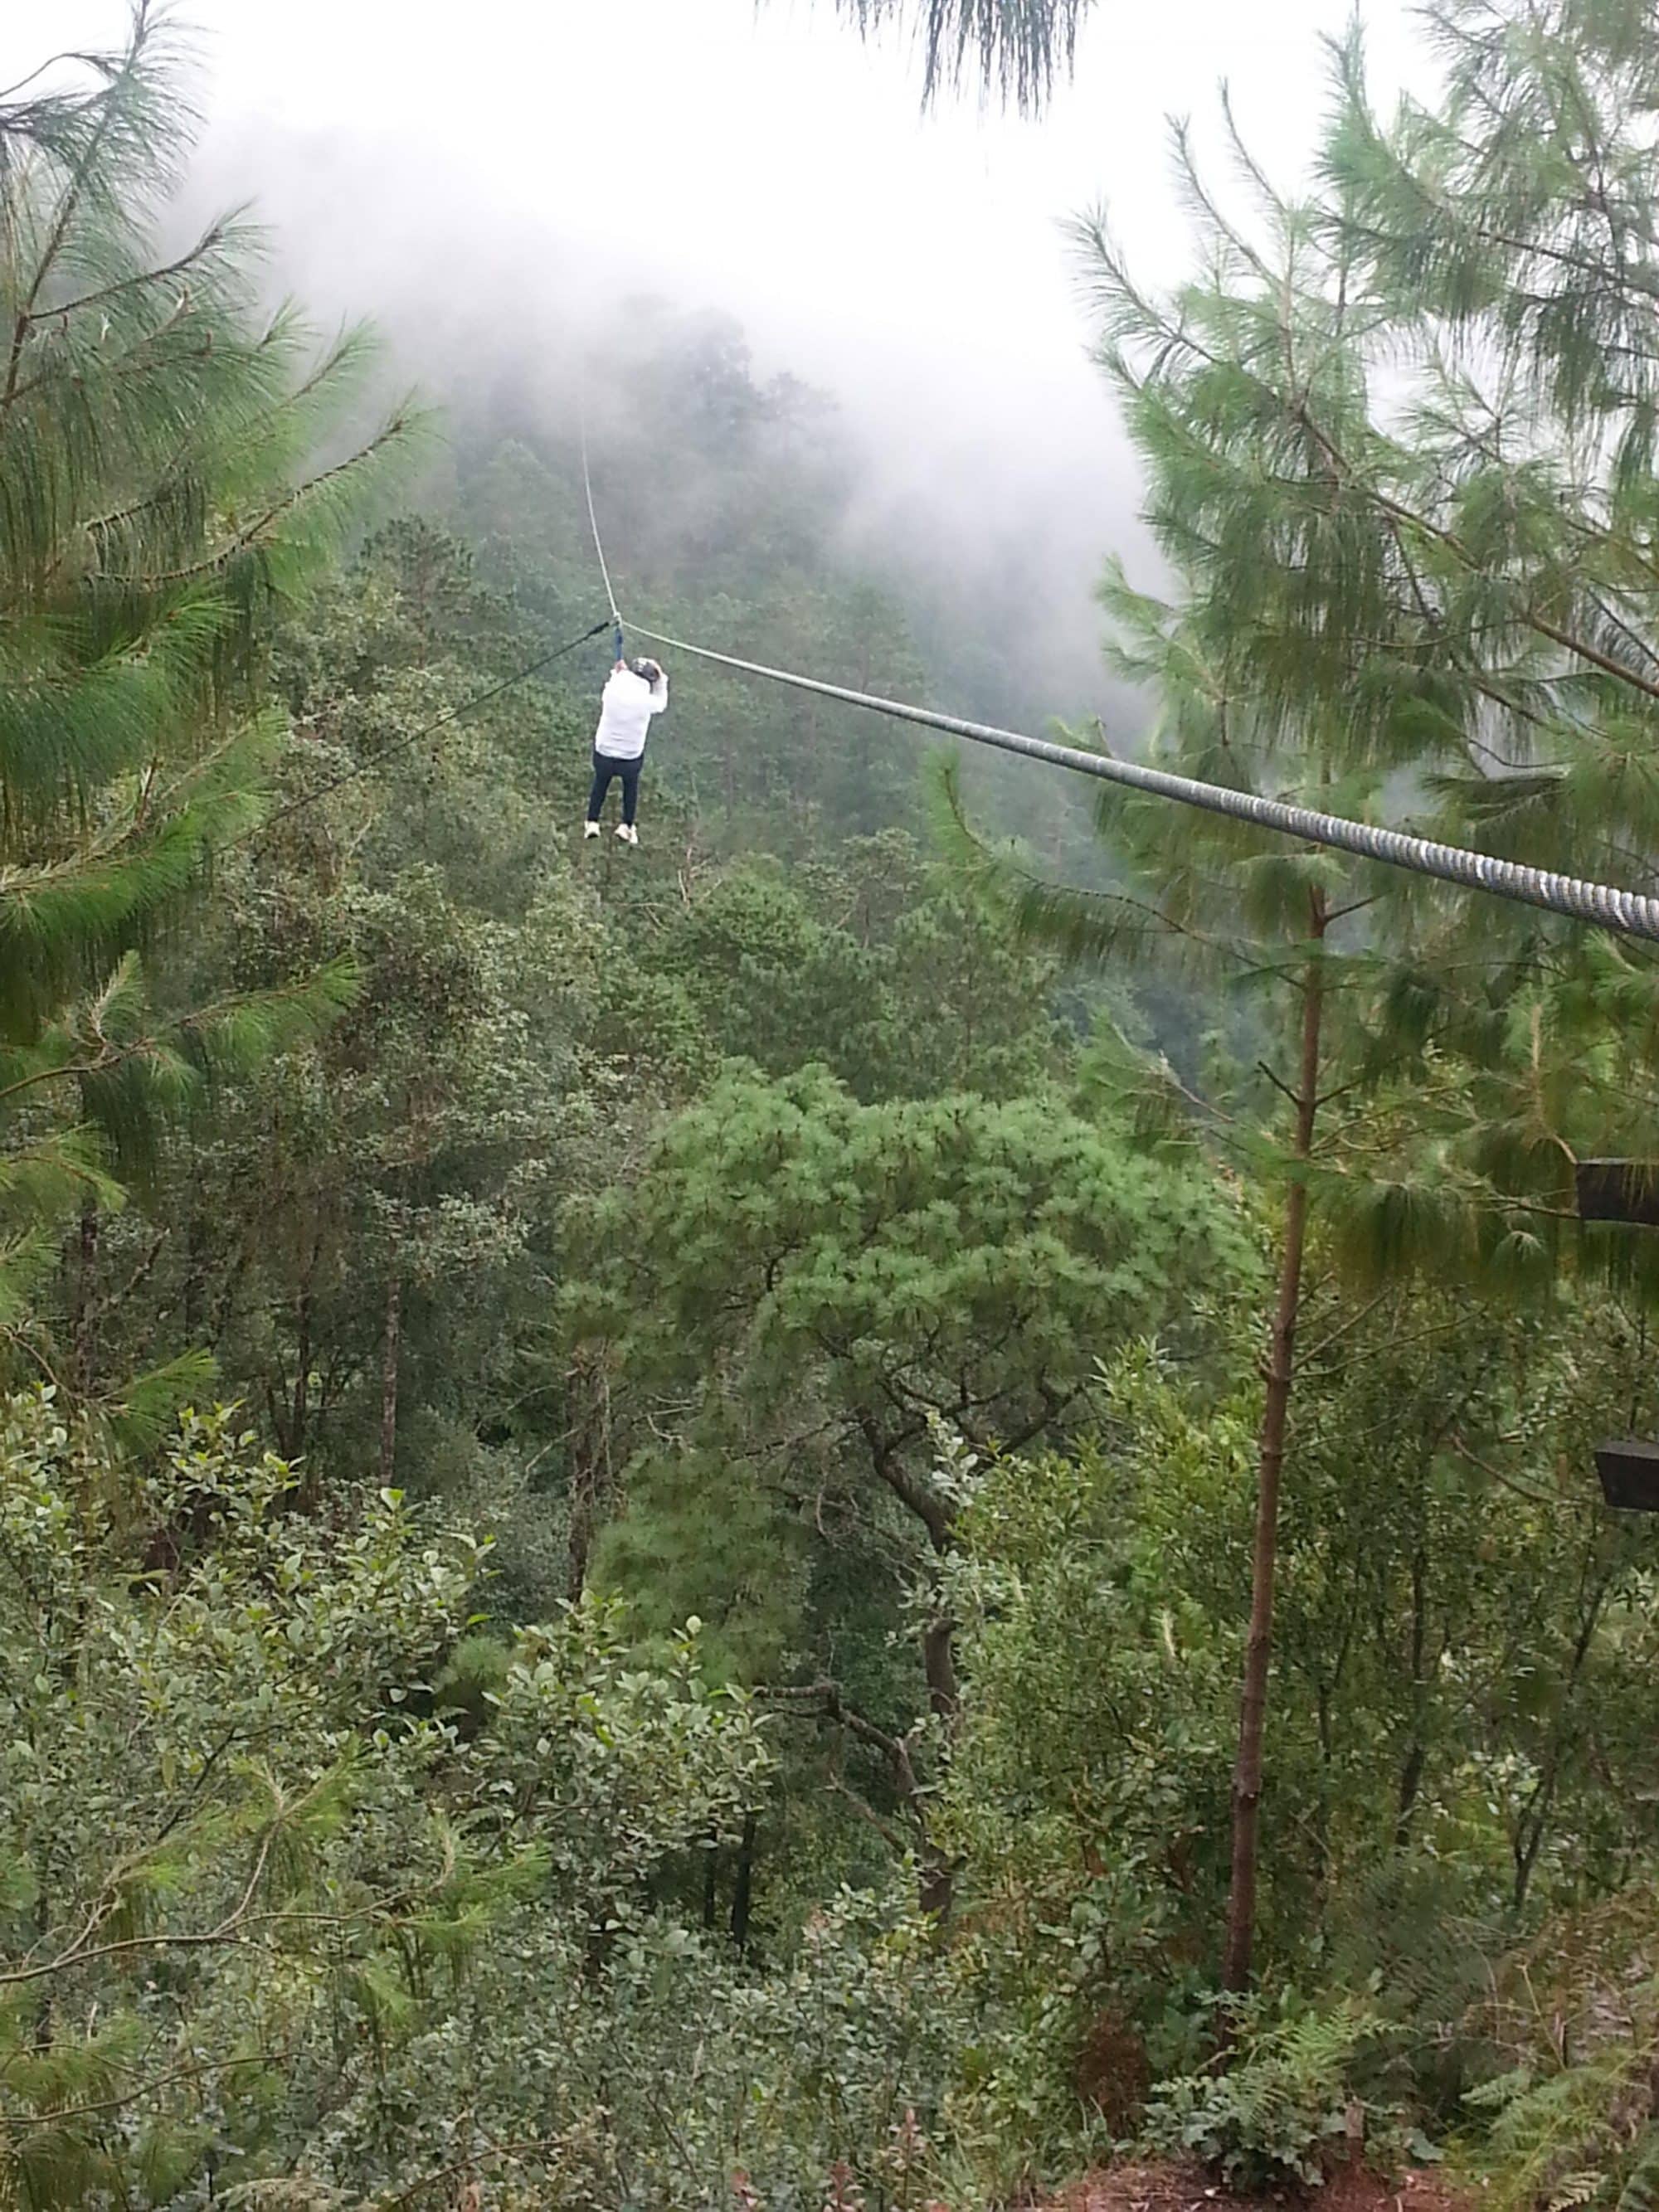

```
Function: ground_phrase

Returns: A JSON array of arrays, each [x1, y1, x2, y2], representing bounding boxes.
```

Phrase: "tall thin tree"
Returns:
[[950, 0, 1659, 1985]]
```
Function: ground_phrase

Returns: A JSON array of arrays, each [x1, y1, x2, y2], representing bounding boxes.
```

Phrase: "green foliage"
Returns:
[[0, 7, 417, 1384], [934, 0, 1659, 2005], [1470, 2064, 1652, 2212], [820, 0, 1089, 109], [585, 832, 1065, 1106], [1056, 0, 1659, 1271], [76, 518, 599, 1487], [1143, 2001, 1416, 2190], [12, 4, 1659, 2202], [1452, 1886, 1659, 2212], [0, 1386, 484, 2205], [937, 1350, 1251, 2049], [572, 1065, 1250, 1675], [0, 1384, 800, 2209], [932, 1280, 1659, 2169]]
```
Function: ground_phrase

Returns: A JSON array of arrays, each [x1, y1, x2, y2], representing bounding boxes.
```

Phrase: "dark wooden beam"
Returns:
[[1594, 1439, 1659, 1512], [1575, 1159, 1659, 1227]]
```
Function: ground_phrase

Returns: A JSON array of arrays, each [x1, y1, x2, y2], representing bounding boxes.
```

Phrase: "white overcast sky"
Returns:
[[3, 1, 1432, 700]]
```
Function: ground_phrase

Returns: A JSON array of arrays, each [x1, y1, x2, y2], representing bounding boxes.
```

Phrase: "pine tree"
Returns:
[[564, 1064, 1253, 1917], [948, 0, 1659, 1990], [815, 0, 1090, 109], [0, 5, 418, 1397], [1310, 0, 1659, 1266], [946, 609, 1420, 1987], [943, 147, 1433, 1981]]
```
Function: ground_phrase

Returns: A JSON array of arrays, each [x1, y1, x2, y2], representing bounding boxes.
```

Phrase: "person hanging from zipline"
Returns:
[[584, 652, 669, 847]]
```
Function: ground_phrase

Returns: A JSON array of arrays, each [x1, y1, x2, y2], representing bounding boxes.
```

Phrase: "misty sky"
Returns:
[[5, 1, 1433, 708]]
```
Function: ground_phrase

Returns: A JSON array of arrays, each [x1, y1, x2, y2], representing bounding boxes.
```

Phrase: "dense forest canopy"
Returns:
[[4, 2, 1659, 2208]]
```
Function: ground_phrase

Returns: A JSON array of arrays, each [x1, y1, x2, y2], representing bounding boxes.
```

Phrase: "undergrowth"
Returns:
[[1141, 1997, 1429, 2190], [1457, 1889, 1659, 2212]]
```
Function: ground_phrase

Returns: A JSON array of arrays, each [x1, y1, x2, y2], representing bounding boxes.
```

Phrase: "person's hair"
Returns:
[[632, 657, 662, 683]]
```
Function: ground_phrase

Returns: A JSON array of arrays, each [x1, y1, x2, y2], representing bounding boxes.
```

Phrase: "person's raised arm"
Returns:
[[646, 666, 669, 714]]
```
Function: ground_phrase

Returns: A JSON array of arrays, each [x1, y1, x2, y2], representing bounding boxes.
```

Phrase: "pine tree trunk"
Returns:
[[702, 1834, 719, 1932], [730, 1811, 757, 1955], [1394, 1543, 1429, 1849], [71, 1198, 100, 1394], [1222, 900, 1325, 1993], [566, 1354, 609, 1601], [289, 1232, 321, 1461], [182, 1211, 204, 1339], [922, 1612, 959, 1726], [379, 1272, 402, 1489], [567, 1464, 596, 1601], [918, 1617, 961, 1923]]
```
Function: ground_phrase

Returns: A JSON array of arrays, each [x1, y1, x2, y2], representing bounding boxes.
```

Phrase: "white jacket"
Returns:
[[593, 665, 669, 761]]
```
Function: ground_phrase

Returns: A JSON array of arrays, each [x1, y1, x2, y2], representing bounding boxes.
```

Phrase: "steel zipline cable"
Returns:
[[577, 419, 1659, 946], [629, 625, 1659, 946], [580, 398, 625, 666]]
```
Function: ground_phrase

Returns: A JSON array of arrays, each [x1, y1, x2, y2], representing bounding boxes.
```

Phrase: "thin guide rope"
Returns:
[[579, 399, 622, 629], [249, 615, 611, 845]]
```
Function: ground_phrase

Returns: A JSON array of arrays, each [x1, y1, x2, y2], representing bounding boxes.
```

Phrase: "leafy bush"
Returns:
[[1142, 2001, 1418, 2190], [1458, 1889, 1659, 2212], [1470, 2069, 1659, 2212], [0, 1390, 774, 2206], [0, 1390, 1000, 2208]]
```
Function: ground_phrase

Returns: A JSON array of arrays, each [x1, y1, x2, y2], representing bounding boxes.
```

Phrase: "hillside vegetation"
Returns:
[[4, 5, 1659, 2208]]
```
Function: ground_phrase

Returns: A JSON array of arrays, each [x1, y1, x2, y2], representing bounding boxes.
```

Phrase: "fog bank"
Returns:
[[6, 0, 1428, 725]]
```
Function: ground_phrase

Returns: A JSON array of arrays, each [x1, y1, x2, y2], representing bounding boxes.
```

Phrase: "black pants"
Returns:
[[587, 748, 642, 827]]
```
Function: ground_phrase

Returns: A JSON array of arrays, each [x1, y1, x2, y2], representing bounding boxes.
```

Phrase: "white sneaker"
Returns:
[[616, 823, 638, 847], [583, 820, 600, 840]]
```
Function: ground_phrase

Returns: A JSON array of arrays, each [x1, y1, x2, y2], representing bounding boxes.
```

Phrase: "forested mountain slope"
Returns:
[[5, 6, 1659, 2210]]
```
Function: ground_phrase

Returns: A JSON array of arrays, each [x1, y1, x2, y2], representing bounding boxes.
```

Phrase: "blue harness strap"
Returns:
[[613, 621, 625, 664]]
